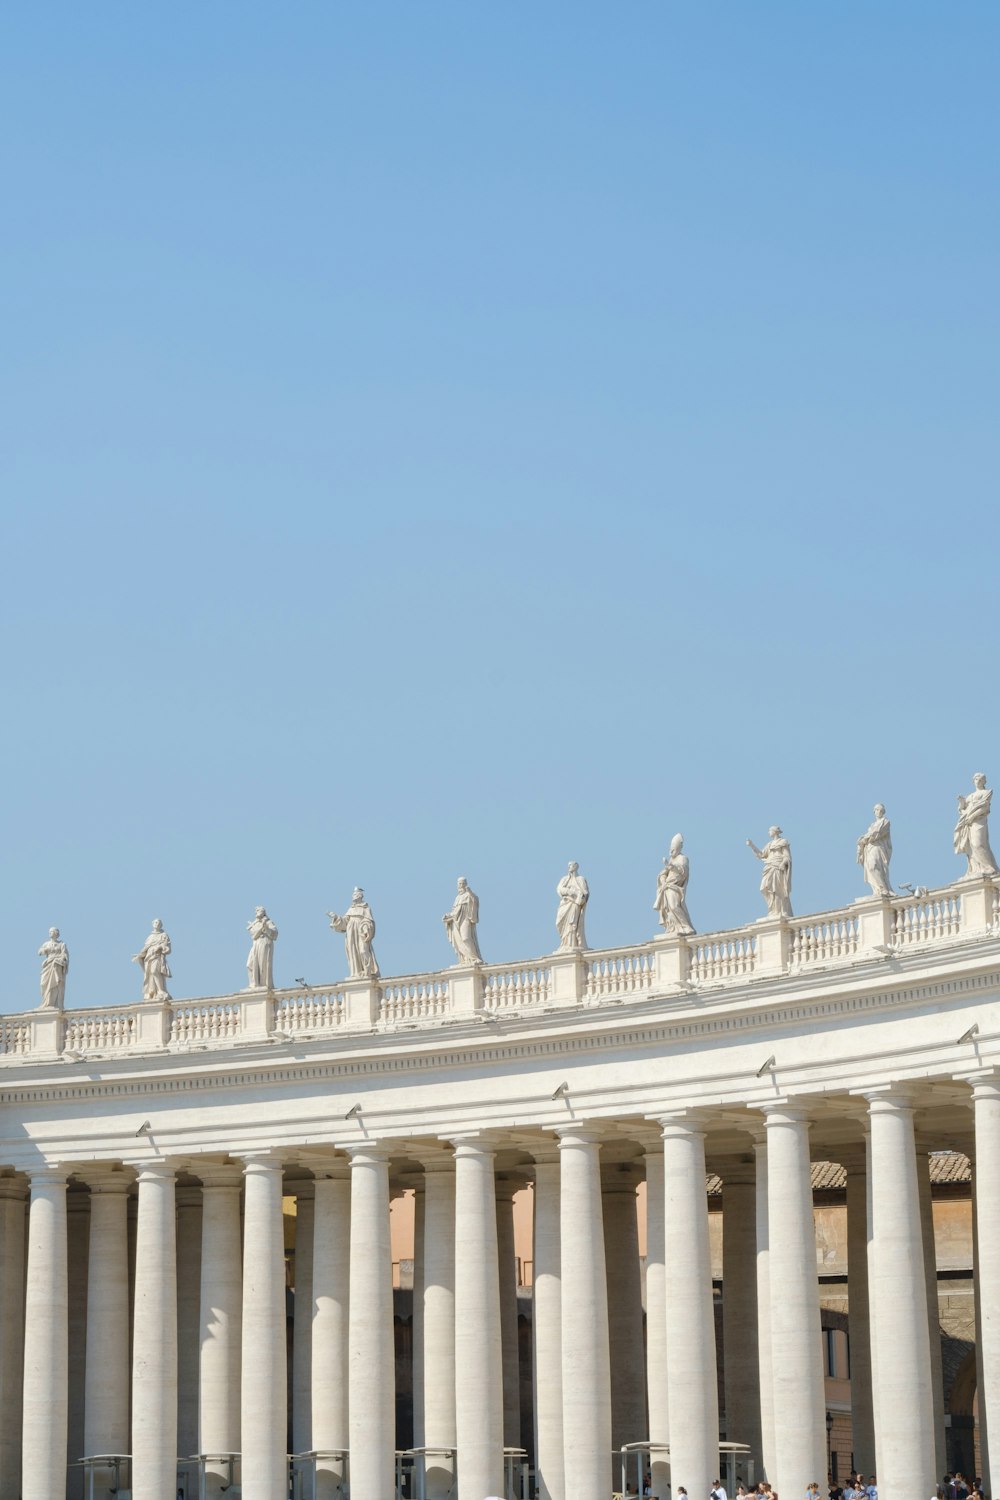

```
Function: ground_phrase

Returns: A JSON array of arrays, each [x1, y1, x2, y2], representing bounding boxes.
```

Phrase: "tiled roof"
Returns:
[[706, 1152, 970, 1197]]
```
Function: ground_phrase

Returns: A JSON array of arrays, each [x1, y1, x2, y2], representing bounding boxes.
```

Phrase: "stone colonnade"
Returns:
[[4, 1082, 999, 1500]]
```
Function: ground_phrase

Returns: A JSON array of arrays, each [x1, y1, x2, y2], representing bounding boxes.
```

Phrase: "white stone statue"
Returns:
[[746, 827, 793, 918], [37, 928, 68, 1010], [954, 773, 1000, 878], [443, 877, 483, 965], [653, 834, 696, 935], [246, 906, 279, 990], [328, 889, 380, 979], [857, 804, 893, 897], [555, 861, 589, 950], [133, 919, 172, 1002]]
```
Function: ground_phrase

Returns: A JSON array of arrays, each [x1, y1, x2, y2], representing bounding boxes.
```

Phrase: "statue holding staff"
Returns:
[[653, 834, 696, 935], [328, 888, 380, 979], [443, 877, 483, 965], [746, 827, 793, 918], [954, 773, 1000, 878], [133, 918, 172, 1002], [555, 861, 589, 950], [37, 928, 69, 1010], [857, 804, 893, 897], [246, 906, 278, 990]]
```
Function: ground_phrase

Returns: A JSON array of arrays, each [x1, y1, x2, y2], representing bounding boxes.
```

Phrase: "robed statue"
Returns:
[[746, 827, 793, 918], [133, 919, 173, 1002], [555, 862, 589, 951], [857, 804, 893, 897], [443, 877, 483, 965], [954, 773, 1000, 878], [653, 834, 696, 935], [37, 928, 69, 1010], [246, 907, 279, 990], [328, 889, 380, 979]]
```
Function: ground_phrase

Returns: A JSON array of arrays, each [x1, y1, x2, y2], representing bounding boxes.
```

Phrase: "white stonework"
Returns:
[[0, 862, 997, 1500]]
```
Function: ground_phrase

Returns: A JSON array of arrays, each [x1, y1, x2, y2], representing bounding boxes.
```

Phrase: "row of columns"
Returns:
[[6, 1078, 1000, 1500]]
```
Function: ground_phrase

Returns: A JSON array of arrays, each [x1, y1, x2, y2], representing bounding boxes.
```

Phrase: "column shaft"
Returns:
[[533, 1156, 564, 1500], [0, 1185, 26, 1500], [176, 1188, 202, 1464], [845, 1161, 875, 1476], [721, 1169, 761, 1469], [347, 1146, 395, 1500], [454, 1139, 504, 1500], [240, 1156, 287, 1500], [199, 1172, 242, 1482], [559, 1128, 612, 1500], [312, 1172, 350, 1500], [132, 1164, 178, 1500], [753, 1138, 775, 1483], [422, 1163, 456, 1500], [602, 1164, 646, 1452], [67, 1195, 89, 1500], [293, 1189, 315, 1471], [84, 1180, 130, 1459], [916, 1150, 947, 1480], [662, 1118, 718, 1500], [763, 1106, 825, 1498], [496, 1183, 522, 1448], [411, 1185, 425, 1451], [643, 1146, 668, 1500], [867, 1093, 935, 1500], [22, 1170, 68, 1500], [973, 1079, 1000, 1489]]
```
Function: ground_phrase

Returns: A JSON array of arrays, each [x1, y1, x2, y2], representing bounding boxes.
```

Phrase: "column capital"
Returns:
[[658, 1112, 708, 1142], [759, 1098, 814, 1126], [290, 1179, 316, 1200], [600, 1159, 643, 1191], [80, 1167, 133, 1195], [448, 1133, 499, 1160], [968, 1069, 1000, 1102], [554, 1121, 606, 1148], [176, 1184, 202, 1209], [860, 1083, 919, 1114], [494, 1171, 528, 1200], [409, 1144, 456, 1173], [196, 1161, 245, 1189], [27, 1164, 69, 1189], [342, 1141, 392, 1166], [0, 1174, 28, 1202], [134, 1159, 176, 1185], [238, 1149, 285, 1176]]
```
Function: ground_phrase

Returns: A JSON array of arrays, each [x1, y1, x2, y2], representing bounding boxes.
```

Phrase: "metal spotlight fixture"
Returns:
[[756, 1055, 777, 1078]]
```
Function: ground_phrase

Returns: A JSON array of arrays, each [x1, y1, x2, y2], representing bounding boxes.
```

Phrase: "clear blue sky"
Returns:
[[2, 4, 998, 1010]]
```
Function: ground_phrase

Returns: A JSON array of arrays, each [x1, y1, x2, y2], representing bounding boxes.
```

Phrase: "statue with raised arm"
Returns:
[[654, 834, 696, 935], [857, 803, 893, 897], [555, 861, 589, 950], [246, 906, 278, 990], [746, 827, 793, 918], [328, 888, 380, 979], [133, 918, 172, 1002], [443, 877, 483, 965], [37, 928, 68, 1010], [954, 773, 1000, 878]]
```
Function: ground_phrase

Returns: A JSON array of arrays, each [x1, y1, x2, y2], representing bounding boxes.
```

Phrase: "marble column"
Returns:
[[973, 1163, 991, 1494], [346, 1144, 395, 1500], [532, 1149, 564, 1500], [67, 1192, 89, 1500], [753, 1134, 775, 1483], [762, 1104, 825, 1499], [721, 1157, 761, 1471], [559, 1125, 612, 1500], [602, 1161, 646, 1453], [293, 1183, 315, 1490], [240, 1154, 287, 1500], [642, 1142, 668, 1500], [132, 1162, 178, 1500], [411, 1181, 425, 1450], [312, 1166, 350, 1500], [83, 1175, 130, 1470], [422, 1157, 456, 1500], [865, 1125, 881, 1451], [496, 1175, 523, 1449], [198, 1166, 243, 1492], [0, 1180, 27, 1500], [454, 1137, 504, 1500], [662, 1116, 718, 1500], [916, 1148, 947, 1481], [972, 1076, 1000, 1489], [176, 1186, 203, 1464], [843, 1150, 875, 1477], [22, 1168, 68, 1500], [866, 1089, 936, 1500]]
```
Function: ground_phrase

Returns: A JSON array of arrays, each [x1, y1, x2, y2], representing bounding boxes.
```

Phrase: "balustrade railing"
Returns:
[[1, 877, 996, 1062]]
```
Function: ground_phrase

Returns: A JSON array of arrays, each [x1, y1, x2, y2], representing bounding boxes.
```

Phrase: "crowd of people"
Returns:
[[623, 1474, 988, 1500]]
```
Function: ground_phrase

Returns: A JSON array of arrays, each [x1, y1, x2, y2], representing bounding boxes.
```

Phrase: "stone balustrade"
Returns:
[[5, 876, 999, 1063]]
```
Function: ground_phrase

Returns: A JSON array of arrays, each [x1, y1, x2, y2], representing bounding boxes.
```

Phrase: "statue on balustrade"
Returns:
[[133, 918, 172, 1002], [37, 928, 68, 1009], [857, 803, 893, 897], [653, 834, 696, 935], [328, 888, 380, 979], [443, 877, 483, 965], [746, 827, 793, 918], [954, 773, 1000, 878], [555, 861, 589, 950], [245, 906, 278, 990]]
